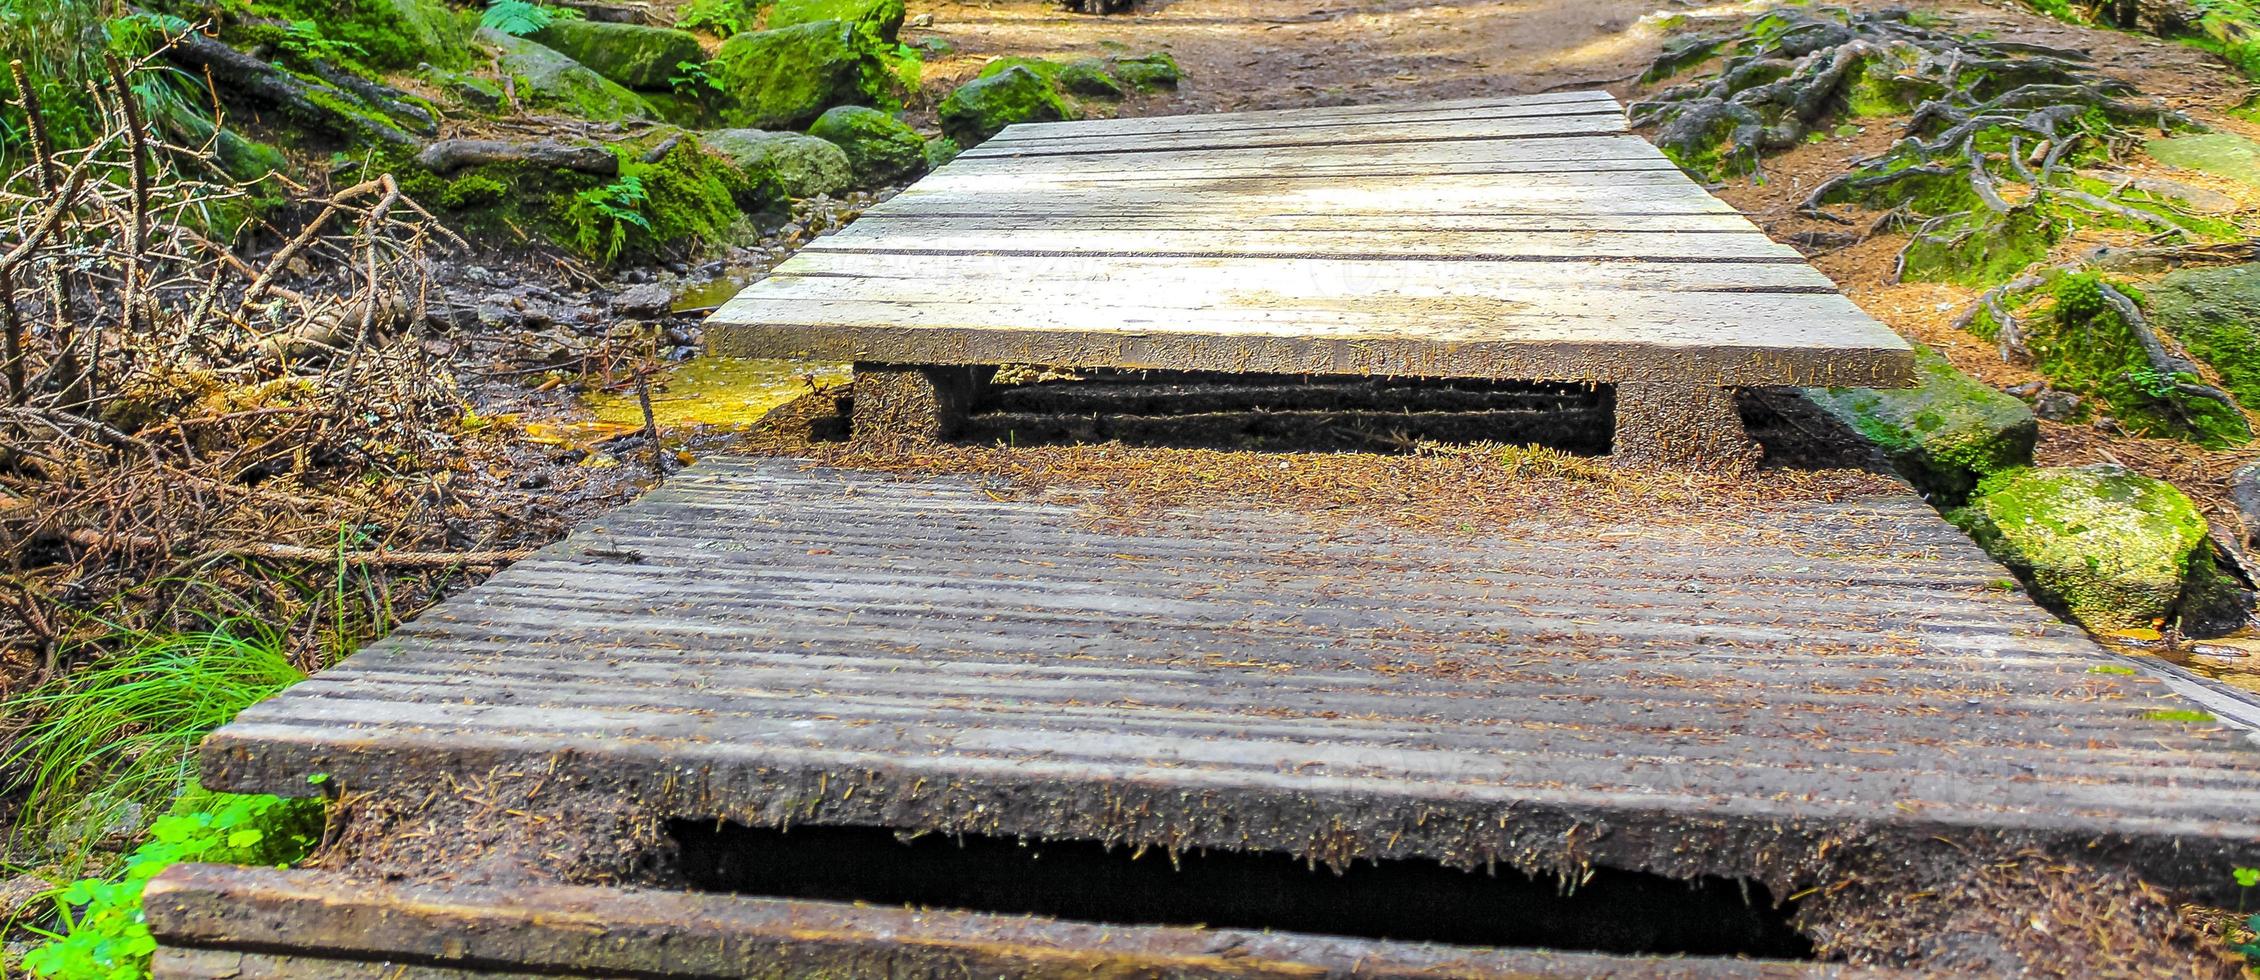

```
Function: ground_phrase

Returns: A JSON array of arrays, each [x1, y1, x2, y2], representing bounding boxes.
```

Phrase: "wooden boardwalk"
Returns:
[[162, 458, 2260, 975], [706, 93, 1914, 467]]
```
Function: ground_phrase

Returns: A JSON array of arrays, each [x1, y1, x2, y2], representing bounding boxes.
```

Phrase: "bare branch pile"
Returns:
[[0, 51, 499, 671]]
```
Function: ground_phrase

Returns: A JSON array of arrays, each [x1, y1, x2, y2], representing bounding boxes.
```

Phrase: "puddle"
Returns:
[[2098, 627, 2260, 696], [584, 356, 848, 431], [670, 273, 757, 313]]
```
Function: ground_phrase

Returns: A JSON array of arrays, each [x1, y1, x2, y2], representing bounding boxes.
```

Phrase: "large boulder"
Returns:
[[709, 20, 887, 130], [1953, 465, 2213, 631], [1803, 344, 2037, 503], [766, 0, 907, 41], [698, 129, 854, 199], [485, 29, 657, 122], [268, 0, 467, 69], [808, 105, 926, 185], [2142, 263, 2260, 411], [939, 66, 1076, 146], [529, 20, 704, 90]]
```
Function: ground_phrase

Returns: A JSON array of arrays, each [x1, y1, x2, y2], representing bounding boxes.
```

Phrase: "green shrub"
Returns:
[[479, 0, 582, 37], [19, 790, 326, 980]]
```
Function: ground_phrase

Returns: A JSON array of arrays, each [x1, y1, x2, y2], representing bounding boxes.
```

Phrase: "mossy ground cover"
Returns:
[[392, 134, 748, 265], [1805, 344, 2038, 502], [1967, 271, 2253, 447]]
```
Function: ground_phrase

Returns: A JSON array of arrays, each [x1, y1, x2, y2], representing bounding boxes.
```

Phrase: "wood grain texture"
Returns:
[[706, 93, 1912, 389], [200, 460, 2260, 902]]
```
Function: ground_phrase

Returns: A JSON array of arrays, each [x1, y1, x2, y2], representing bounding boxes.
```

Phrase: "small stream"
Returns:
[[583, 356, 848, 431]]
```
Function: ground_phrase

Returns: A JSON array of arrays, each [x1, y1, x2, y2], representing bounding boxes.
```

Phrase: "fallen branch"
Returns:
[[66, 528, 533, 568], [416, 139, 620, 177]]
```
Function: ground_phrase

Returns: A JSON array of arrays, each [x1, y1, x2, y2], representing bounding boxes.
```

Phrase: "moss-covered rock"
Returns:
[[1952, 465, 2213, 631], [2145, 133, 2260, 189], [1111, 51, 1182, 92], [709, 20, 890, 129], [766, 0, 906, 41], [1805, 344, 2037, 503], [265, 0, 470, 70], [939, 66, 1076, 146], [698, 128, 854, 200], [808, 105, 926, 184], [923, 134, 962, 170], [977, 56, 1122, 99], [484, 29, 657, 122], [529, 20, 704, 91], [1986, 271, 2253, 447], [2144, 264, 2260, 413]]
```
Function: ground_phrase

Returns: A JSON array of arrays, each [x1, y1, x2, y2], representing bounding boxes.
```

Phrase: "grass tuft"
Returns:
[[3, 624, 305, 870]]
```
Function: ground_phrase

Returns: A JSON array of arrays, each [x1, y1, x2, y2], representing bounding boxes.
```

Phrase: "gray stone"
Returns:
[[2032, 389, 2082, 421], [1803, 344, 2037, 503], [2145, 134, 2260, 189], [698, 129, 854, 200], [483, 28, 657, 122]]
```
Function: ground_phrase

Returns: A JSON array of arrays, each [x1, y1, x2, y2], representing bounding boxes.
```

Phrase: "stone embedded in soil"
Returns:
[[767, 0, 908, 42], [1951, 464, 2213, 632], [698, 129, 854, 200], [1803, 344, 2036, 503], [2144, 134, 2260, 188], [808, 105, 928, 185], [484, 28, 657, 122], [1110, 52, 1183, 92], [709, 20, 889, 130], [978, 56, 1124, 100], [2143, 263, 2260, 412], [529, 20, 705, 91], [939, 66, 1077, 146]]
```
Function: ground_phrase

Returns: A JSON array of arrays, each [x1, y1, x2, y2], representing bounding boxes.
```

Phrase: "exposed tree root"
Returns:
[[416, 139, 621, 177], [162, 28, 431, 148], [1635, 6, 2227, 288]]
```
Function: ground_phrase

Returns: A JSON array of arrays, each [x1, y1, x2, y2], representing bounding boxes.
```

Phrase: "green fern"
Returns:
[[480, 0, 581, 37]]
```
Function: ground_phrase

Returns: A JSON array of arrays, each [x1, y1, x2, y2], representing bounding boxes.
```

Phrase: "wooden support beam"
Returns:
[[850, 363, 989, 446], [1612, 383, 1760, 472]]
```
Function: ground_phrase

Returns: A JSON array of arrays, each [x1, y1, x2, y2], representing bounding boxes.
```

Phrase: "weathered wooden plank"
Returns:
[[829, 211, 1767, 233], [149, 865, 1831, 979], [877, 182, 1740, 216], [993, 90, 1621, 141], [770, 251, 1842, 291], [797, 227, 1792, 260], [959, 112, 1626, 158], [943, 133, 1677, 176], [909, 167, 1713, 195]]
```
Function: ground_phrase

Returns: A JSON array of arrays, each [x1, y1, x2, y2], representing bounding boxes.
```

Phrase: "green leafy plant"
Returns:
[[2232, 867, 2260, 965], [19, 791, 325, 980], [669, 59, 721, 93], [674, 0, 759, 37], [479, 0, 582, 37], [566, 173, 652, 263], [1, 624, 306, 870]]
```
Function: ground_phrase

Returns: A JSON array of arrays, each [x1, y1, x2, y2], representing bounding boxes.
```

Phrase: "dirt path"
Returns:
[[914, 0, 1668, 113]]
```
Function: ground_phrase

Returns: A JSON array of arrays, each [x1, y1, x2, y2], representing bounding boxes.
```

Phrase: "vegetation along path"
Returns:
[[4, 0, 2260, 975]]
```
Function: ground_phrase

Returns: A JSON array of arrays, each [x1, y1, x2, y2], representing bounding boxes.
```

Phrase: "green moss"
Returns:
[[939, 65, 1077, 146], [485, 28, 658, 122], [1110, 52, 1182, 92], [1951, 464, 2214, 631], [699, 128, 854, 200], [978, 56, 1124, 100], [1899, 206, 2056, 287], [767, 0, 905, 42], [1805, 344, 2037, 502], [2141, 708, 2216, 723], [390, 134, 741, 264], [2145, 264, 2260, 411], [437, 172, 509, 209], [923, 134, 961, 170], [808, 105, 927, 185], [528, 20, 704, 90], [259, 0, 471, 70], [709, 19, 896, 129], [2025, 272, 2251, 447]]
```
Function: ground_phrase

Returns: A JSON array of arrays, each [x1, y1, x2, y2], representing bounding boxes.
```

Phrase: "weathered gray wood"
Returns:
[[197, 459, 2260, 908], [704, 93, 1914, 461], [849, 363, 985, 446], [148, 865, 1830, 979], [1614, 383, 1761, 471]]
